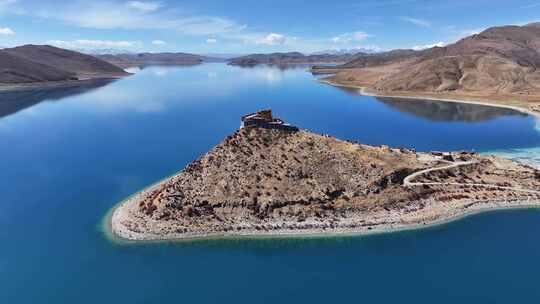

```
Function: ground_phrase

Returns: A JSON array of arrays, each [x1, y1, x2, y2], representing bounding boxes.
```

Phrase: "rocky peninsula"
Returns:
[[110, 110, 540, 241]]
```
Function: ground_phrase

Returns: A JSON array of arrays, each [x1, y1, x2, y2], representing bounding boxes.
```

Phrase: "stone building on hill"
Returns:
[[241, 109, 298, 132]]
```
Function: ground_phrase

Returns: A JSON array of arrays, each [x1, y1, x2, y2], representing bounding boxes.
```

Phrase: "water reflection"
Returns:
[[376, 97, 525, 122], [232, 63, 312, 71], [2, 63, 540, 304], [331, 85, 526, 122], [123, 63, 201, 72], [0, 79, 115, 119], [330, 85, 363, 95]]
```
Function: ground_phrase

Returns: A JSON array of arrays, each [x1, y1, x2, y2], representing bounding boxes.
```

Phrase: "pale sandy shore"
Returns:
[[319, 79, 540, 119], [107, 177, 540, 242]]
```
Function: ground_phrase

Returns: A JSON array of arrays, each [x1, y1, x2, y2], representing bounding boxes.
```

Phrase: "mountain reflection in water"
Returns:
[[376, 97, 525, 122], [0, 79, 116, 119], [331, 85, 524, 122]]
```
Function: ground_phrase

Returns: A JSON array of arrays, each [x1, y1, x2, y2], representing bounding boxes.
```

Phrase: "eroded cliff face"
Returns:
[[113, 125, 540, 240]]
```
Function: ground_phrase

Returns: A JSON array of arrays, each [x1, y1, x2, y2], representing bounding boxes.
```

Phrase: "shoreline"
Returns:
[[106, 180, 540, 243], [318, 79, 540, 119]]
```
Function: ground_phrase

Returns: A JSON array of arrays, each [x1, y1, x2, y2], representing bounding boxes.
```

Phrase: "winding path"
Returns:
[[403, 160, 540, 195]]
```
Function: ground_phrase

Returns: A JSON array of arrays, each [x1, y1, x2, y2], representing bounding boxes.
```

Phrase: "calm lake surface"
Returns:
[[2, 63, 540, 303]]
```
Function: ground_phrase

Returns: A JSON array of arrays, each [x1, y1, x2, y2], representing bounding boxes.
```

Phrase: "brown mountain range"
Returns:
[[319, 23, 540, 110], [96, 52, 221, 68], [0, 45, 128, 84]]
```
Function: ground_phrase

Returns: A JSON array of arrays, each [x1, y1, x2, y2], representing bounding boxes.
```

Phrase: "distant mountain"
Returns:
[[97, 52, 225, 68], [311, 48, 377, 55], [200, 53, 244, 60], [0, 45, 128, 84], [79, 49, 135, 56], [372, 23, 540, 93], [97, 52, 202, 68], [199, 55, 229, 63], [320, 23, 540, 105], [228, 52, 362, 66], [339, 49, 420, 68], [310, 49, 420, 74]]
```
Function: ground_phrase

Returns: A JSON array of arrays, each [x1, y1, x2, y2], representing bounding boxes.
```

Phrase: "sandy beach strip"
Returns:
[[107, 186, 540, 243]]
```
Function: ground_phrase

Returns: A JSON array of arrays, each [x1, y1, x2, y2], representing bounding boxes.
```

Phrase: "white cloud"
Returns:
[[442, 25, 488, 43], [151, 39, 166, 45], [460, 28, 485, 36], [25, 1, 355, 52], [47, 39, 142, 49], [512, 20, 539, 26], [28, 1, 314, 51], [47, 40, 69, 46], [412, 41, 445, 50], [332, 31, 370, 44], [0, 26, 14, 35], [126, 1, 162, 12], [37, 1, 248, 37], [401, 17, 431, 27], [255, 33, 287, 45], [76, 39, 139, 47], [355, 44, 383, 52]]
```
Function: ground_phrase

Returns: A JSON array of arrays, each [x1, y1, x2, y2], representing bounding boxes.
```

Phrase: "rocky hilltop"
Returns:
[[317, 23, 540, 111], [0, 45, 128, 84], [111, 110, 540, 241]]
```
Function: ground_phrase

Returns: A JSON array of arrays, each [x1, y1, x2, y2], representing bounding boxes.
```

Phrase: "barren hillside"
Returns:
[[97, 52, 205, 68], [112, 120, 540, 240], [320, 23, 540, 107], [0, 45, 128, 84]]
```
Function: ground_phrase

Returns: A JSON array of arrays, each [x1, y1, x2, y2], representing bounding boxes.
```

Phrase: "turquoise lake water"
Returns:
[[2, 63, 540, 303]]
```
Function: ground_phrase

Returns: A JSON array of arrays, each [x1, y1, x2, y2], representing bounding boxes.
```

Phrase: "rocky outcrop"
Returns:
[[111, 112, 540, 240]]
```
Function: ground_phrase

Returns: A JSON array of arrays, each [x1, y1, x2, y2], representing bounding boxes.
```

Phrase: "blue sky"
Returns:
[[0, 0, 539, 54]]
